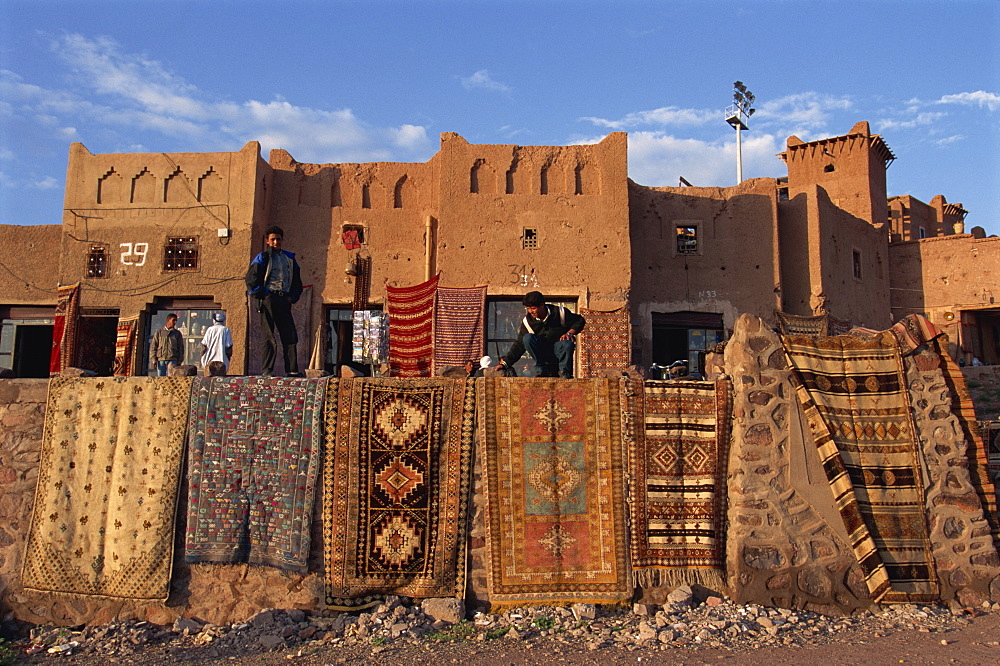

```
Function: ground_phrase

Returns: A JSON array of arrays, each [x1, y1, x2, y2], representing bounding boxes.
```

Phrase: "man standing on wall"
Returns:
[[149, 313, 183, 377], [200, 312, 233, 376], [245, 226, 303, 377], [498, 291, 586, 378]]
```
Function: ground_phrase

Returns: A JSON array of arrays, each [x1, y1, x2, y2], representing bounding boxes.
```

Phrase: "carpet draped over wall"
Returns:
[[578, 307, 631, 378], [22, 377, 191, 600], [629, 379, 731, 588], [479, 378, 631, 607], [185, 376, 328, 572], [49, 283, 80, 374], [783, 332, 938, 603], [113, 315, 139, 377], [387, 275, 439, 377], [432, 285, 487, 373], [323, 378, 474, 609]]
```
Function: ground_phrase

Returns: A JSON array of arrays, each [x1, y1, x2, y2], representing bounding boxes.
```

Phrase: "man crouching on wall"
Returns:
[[245, 225, 304, 377], [498, 291, 586, 378]]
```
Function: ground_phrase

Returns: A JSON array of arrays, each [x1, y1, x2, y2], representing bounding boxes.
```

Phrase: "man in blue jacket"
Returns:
[[245, 226, 304, 377]]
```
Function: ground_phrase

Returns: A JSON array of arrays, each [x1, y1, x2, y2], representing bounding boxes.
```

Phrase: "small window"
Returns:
[[164, 237, 199, 271], [852, 250, 862, 279], [676, 226, 698, 255], [522, 228, 538, 249], [342, 224, 365, 249], [87, 245, 108, 278], [823, 164, 836, 173], [778, 187, 789, 201], [918, 227, 927, 239]]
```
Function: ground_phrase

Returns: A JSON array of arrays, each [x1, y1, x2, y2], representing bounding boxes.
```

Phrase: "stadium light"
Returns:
[[724, 81, 756, 183]]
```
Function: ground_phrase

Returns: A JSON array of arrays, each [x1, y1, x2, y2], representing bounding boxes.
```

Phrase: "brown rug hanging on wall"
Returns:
[[323, 378, 474, 609]]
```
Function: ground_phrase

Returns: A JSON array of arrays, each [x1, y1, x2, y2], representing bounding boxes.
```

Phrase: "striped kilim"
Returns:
[[579, 307, 631, 378], [479, 378, 631, 607], [50, 283, 80, 373], [387, 275, 439, 377], [890, 315, 1000, 545], [185, 376, 328, 572], [113, 315, 139, 376], [629, 379, 731, 588], [432, 285, 486, 373], [783, 332, 938, 603], [22, 377, 191, 600], [776, 311, 828, 336], [323, 378, 474, 609]]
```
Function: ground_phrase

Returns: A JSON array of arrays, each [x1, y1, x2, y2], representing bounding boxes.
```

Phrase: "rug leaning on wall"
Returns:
[[629, 378, 732, 589], [478, 377, 631, 608], [323, 378, 475, 609], [21, 377, 191, 601]]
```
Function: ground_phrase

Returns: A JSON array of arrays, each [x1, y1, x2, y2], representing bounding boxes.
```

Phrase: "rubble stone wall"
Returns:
[[724, 315, 872, 614], [903, 347, 1000, 605]]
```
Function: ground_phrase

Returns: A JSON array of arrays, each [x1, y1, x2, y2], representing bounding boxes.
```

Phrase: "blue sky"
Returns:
[[1, 0, 998, 235]]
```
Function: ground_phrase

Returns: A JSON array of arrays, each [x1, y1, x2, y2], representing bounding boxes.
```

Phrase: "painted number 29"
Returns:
[[120, 242, 149, 267]]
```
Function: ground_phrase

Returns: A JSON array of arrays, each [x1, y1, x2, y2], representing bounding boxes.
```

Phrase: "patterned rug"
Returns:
[[113, 315, 139, 376], [891, 314, 1000, 544], [387, 275, 439, 377], [783, 333, 938, 603], [22, 376, 191, 600], [776, 311, 828, 336], [579, 308, 631, 378], [50, 283, 80, 373], [629, 379, 731, 588], [433, 285, 486, 373], [479, 378, 631, 607], [323, 378, 474, 609], [185, 376, 328, 572]]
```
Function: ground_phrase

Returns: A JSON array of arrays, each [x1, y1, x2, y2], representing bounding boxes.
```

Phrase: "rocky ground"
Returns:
[[3, 587, 999, 665]]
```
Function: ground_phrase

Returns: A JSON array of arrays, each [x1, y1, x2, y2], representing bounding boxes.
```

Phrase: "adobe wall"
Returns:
[[811, 186, 891, 329], [889, 235, 1000, 357], [0, 225, 61, 305], [628, 178, 781, 366], [57, 142, 271, 374]]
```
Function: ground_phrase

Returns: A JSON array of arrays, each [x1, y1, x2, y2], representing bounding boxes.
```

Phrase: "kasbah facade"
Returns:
[[1, 120, 998, 380]]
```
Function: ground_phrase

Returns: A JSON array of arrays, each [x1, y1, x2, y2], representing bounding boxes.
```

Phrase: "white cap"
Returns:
[[480, 356, 493, 368]]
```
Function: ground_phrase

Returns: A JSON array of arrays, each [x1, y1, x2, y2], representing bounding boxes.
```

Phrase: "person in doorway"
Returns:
[[200, 312, 233, 376], [498, 291, 586, 378], [150, 313, 183, 377], [245, 226, 304, 377]]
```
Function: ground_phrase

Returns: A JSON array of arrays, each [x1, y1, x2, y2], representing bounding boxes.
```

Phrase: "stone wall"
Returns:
[[903, 346, 1000, 605], [723, 314, 871, 614]]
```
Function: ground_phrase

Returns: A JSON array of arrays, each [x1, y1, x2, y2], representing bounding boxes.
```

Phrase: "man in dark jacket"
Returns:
[[245, 226, 304, 377], [498, 291, 586, 378], [149, 312, 183, 376]]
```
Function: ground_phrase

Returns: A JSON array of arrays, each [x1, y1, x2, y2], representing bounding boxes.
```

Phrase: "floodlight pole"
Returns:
[[725, 81, 755, 184]]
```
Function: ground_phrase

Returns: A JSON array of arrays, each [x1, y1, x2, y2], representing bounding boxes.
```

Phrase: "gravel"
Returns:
[[8, 593, 1000, 663]]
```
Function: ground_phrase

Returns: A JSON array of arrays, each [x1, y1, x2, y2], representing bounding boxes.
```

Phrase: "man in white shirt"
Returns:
[[200, 312, 233, 376]]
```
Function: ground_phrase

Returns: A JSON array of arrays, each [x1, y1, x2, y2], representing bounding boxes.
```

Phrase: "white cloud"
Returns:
[[754, 92, 853, 132], [876, 111, 947, 130], [460, 69, 511, 93], [934, 134, 965, 147], [581, 106, 717, 130], [389, 124, 429, 151], [0, 34, 439, 165], [935, 91, 1000, 112], [579, 131, 785, 188], [27, 176, 59, 190]]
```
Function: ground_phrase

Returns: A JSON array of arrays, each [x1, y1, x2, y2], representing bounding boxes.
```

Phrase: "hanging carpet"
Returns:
[[22, 376, 191, 600], [50, 283, 80, 373], [185, 376, 328, 572], [113, 315, 139, 376], [578, 307, 631, 378], [776, 311, 828, 336], [783, 332, 938, 603], [629, 379, 731, 588], [432, 285, 486, 373], [323, 378, 474, 609], [386, 274, 439, 377], [479, 378, 631, 607]]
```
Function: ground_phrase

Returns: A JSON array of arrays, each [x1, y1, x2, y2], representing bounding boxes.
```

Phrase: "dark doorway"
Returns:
[[651, 311, 725, 376], [13, 325, 54, 377]]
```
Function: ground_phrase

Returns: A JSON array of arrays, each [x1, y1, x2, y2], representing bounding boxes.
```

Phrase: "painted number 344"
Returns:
[[120, 242, 148, 267]]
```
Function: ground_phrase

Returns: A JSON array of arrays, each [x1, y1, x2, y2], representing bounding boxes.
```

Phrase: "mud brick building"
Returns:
[[0, 121, 997, 376]]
